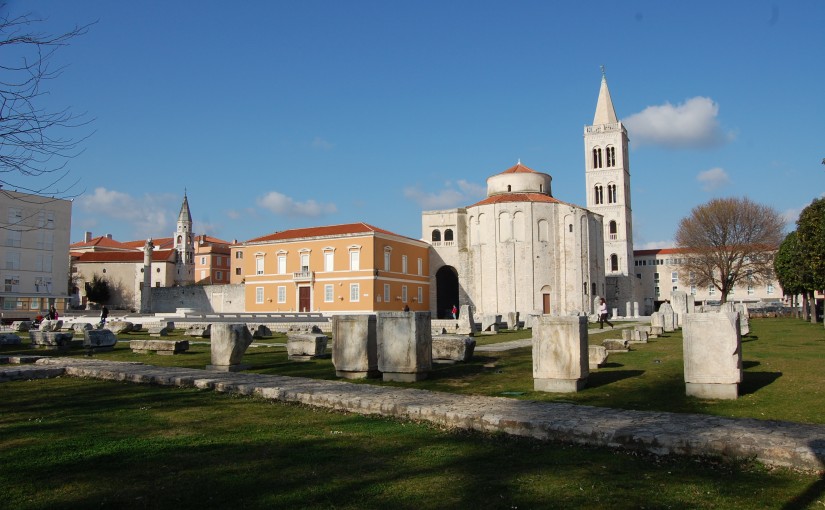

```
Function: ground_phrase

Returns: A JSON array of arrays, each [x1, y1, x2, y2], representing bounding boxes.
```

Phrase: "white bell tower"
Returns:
[[584, 68, 636, 304]]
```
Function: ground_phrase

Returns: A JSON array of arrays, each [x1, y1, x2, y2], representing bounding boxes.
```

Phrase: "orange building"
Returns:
[[231, 223, 430, 314], [194, 235, 232, 284]]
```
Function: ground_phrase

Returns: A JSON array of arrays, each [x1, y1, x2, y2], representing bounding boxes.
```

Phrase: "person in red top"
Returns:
[[451, 305, 458, 319]]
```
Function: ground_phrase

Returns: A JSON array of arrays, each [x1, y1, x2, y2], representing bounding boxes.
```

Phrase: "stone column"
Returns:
[[332, 314, 378, 379], [626, 301, 632, 318], [671, 291, 688, 326], [658, 303, 675, 332], [140, 238, 154, 314], [633, 301, 639, 318], [376, 311, 432, 382], [683, 312, 742, 399], [532, 315, 589, 392]]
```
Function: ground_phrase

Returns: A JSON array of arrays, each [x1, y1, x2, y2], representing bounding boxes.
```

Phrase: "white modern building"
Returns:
[[0, 190, 72, 320]]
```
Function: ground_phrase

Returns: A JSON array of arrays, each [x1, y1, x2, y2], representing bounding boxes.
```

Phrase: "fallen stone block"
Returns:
[[432, 335, 475, 363], [130, 339, 190, 355], [0, 333, 22, 345], [286, 333, 329, 360], [106, 321, 134, 335], [602, 339, 629, 352], [39, 319, 63, 332], [207, 324, 252, 371], [30, 331, 76, 350], [184, 324, 211, 338], [588, 345, 609, 369], [11, 321, 33, 332], [148, 322, 175, 337], [83, 329, 118, 351], [72, 323, 94, 333]]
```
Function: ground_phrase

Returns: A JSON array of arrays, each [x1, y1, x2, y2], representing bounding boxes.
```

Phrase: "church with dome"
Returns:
[[422, 73, 639, 319]]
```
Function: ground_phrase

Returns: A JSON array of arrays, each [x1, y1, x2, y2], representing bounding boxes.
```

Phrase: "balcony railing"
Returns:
[[293, 269, 314, 282]]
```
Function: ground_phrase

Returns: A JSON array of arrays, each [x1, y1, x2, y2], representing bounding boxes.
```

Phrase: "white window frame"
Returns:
[[350, 283, 360, 302], [402, 255, 408, 274], [256, 257, 265, 275], [255, 287, 264, 304], [401, 285, 408, 302], [277, 286, 287, 303], [323, 250, 334, 272], [349, 250, 360, 271], [417, 286, 423, 304], [277, 255, 286, 275], [417, 258, 423, 276], [384, 249, 391, 272], [324, 284, 334, 302], [384, 283, 390, 303], [671, 272, 678, 283]]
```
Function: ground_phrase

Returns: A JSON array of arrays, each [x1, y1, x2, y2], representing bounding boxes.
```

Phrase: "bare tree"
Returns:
[[0, 8, 93, 196], [675, 197, 785, 304]]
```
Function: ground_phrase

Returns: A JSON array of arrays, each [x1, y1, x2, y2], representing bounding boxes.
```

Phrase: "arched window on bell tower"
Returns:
[[592, 147, 603, 169], [610, 254, 619, 272], [608, 220, 618, 240], [606, 146, 616, 167], [608, 184, 617, 204], [594, 185, 604, 205]]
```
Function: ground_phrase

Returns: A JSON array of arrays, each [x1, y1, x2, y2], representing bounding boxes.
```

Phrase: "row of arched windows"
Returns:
[[593, 184, 618, 205], [431, 229, 454, 242], [592, 146, 617, 169]]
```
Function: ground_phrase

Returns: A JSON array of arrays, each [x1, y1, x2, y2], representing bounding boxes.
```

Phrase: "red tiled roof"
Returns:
[[69, 236, 133, 251], [244, 222, 407, 244], [468, 193, 567, 208], [633, 247, 691, 256], [73, 250, 177, 263], [498, 162, 539, 174]]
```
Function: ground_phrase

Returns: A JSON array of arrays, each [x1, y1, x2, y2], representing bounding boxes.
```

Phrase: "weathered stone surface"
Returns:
[[286, 333, 329, 360], [480, 315, 501, 332], [251, 324, 272, 338], [11, 321, 32, 332], [39, 319, 63, 332], [734, 304, 750, 336], [588, 345, 608, 369], [602, 339, 629, 352], [83, 329, 118, 350], [332, 314, 378, 379], [671, 291, 689, 326], [30, 331, 75, 350], [532, 315, 588, 392], [184, 324, 211, 338], [630, 330, 648, 344], [432, 334, 475, 362], [658, 303, 676, 332], [622, 329, 632, 341], [72, 322, 94, 333], [649, 326, 664, 336], [208, 324, 252, 371], [376, 311, 432, 382], [0, 333, 21, 345], [148, 321, 174, 337], [506, 311, 520, 330], [683, 312, 742, 400], [106, 321, 133, 335], [130, 339, 189, 355], [650, 312, 664, 329]]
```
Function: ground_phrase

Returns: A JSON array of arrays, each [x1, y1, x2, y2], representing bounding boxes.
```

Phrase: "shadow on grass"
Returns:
[[586, 370, 645, 388], [739, 370, 782, 395], [742, 360, 760, 369], [781, 440, 825, 510]]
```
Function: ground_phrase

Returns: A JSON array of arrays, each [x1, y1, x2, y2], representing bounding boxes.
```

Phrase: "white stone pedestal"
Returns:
[[332, 314, 378, 379], [683, 312, 742, 400], [532, 316, 589, 393], [377, 312, 432, 382]]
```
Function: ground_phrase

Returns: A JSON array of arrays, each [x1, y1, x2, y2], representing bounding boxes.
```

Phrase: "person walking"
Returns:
[[598, 298, 613, 329], [99, 305, 109, 328], [47, 305, 57, 321]]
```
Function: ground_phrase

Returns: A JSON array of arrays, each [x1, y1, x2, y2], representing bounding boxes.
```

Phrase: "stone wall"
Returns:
[[149, 284, 245, 313]]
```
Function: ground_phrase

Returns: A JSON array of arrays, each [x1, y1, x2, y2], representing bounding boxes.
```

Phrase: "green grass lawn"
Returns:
[[1, 377, 822, 510], [7, 317, 821, 424], [2, 317, 824, 508]]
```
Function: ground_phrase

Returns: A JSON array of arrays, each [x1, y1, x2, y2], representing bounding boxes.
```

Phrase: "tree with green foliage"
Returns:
[[84, 274, 110, 305], [675, 197, 784, 304], [774, 231, 810, 318], [795, 197, 825, 323]]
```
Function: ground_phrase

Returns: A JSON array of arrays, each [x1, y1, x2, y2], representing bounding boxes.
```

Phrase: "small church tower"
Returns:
[[173, 192, 195, 285], [584, 69, 636, 305]]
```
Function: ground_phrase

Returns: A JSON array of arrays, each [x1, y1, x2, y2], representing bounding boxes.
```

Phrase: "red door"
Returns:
[[542, 293, 551, 314], [299, 287, 311, 312]]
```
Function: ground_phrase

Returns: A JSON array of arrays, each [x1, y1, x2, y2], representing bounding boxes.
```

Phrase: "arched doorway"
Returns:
[[435, 265, 459, 319]]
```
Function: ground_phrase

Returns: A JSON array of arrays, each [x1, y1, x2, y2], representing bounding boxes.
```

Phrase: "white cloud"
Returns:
[[310, 137, 334, 151], [697, 167, 731, 192], [256, 191, 337, 217], [226, 209, 241, 220], [77, 187, 176, 239], [404, 179, 486, 210], [624, 97, 734, 148]]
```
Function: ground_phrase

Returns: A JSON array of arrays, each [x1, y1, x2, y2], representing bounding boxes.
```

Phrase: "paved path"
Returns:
[[1, 355, 823, 472], [476, 324, 632, 352]]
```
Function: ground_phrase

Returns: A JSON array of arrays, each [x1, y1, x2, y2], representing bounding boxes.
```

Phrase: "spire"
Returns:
[[178, 192, 192, 224], [593, 68, 618, 125]]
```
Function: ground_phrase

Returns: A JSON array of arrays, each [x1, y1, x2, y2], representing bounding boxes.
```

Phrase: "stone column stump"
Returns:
[[332, 314, 379, 379], [30, 331, 76, 350], [532, 315, 589, 392], [207, 323, 253, 372], [376, 311, 432, 382], [683, 312, 742, 399]]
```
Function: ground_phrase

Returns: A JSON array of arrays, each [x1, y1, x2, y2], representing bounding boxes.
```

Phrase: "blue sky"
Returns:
[[11, 0, 825, 248]]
